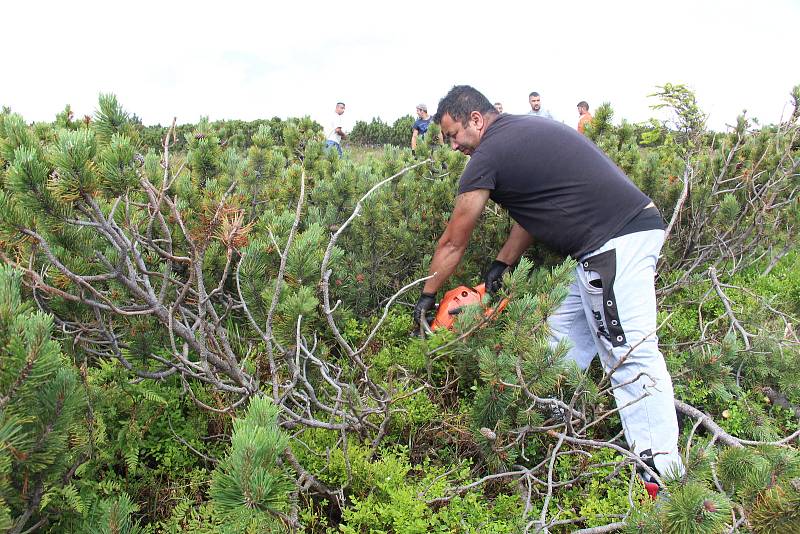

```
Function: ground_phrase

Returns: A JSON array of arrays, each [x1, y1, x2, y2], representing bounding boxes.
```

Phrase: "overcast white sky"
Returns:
[[2, 0, 798, 131]]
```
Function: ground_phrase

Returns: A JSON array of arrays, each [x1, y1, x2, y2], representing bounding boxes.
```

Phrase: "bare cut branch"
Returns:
[[572, 522, 627, 534], [263, 169, 306, 398], [167, 414, 218, 464], [425, 468, 529, 506], [352, 273, 435, 359], [663, 160, 693, 243], [708, 267, 752, 351], [674, 399, 744, 448], [545, 430, 665, 488], [536, 432, 565, 530], [320, 159, 431, 361]]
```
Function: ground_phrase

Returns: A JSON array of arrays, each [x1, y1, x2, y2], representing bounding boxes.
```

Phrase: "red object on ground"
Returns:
[[430, 283, 508, 331]]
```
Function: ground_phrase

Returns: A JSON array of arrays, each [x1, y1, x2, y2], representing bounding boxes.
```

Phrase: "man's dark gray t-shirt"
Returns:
[[458, 114, 652, 259]]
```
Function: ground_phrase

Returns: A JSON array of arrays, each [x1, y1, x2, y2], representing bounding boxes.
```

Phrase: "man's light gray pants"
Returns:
[[548, 229, 683, 476]]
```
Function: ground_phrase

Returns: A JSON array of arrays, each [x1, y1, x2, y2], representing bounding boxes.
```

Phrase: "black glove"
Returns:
[[484, 259, 509, 296], [413, 292, 437, 332]]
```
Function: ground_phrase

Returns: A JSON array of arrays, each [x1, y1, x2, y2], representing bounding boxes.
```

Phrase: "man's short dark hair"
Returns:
[[529, 91, 540, 98], [433, 85, 496, 125], [336, 102, 345, 107], [577, 101, 589, 109]]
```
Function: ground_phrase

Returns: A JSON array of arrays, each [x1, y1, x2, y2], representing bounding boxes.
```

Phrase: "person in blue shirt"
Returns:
[[527, 91, 553, 119], [411, 103, 432, 152]]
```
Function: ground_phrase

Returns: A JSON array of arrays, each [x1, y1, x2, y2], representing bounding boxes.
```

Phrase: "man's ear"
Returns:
[[471, 111, 484, 130]]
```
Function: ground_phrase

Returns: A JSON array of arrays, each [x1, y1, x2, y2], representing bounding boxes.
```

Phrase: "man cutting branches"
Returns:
[[413, 85, 683, 486]]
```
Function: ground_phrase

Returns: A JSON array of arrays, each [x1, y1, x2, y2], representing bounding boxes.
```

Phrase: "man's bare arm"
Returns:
[[422, 189, 490, 294], [496, 223, 534, 265]]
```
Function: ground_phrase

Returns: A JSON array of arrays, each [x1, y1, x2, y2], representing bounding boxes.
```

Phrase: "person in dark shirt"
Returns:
[[411, 103, 432, 152], [413, 85, 683, 487]]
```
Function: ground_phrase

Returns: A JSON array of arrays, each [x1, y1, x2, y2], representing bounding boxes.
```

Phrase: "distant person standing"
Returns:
[[411, 104, 432, 152], [527, 91, 553, 119], [325, 102, 349, 156], [577, 101, 593, 134], [494, 102, 504, 113]]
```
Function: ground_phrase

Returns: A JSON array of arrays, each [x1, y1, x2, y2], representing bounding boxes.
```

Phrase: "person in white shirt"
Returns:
[[325, 102, 348, 156]]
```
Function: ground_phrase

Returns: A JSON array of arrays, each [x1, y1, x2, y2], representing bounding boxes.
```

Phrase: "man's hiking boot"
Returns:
[[642, 479, 660, 499], [638, 448, 660, 500]]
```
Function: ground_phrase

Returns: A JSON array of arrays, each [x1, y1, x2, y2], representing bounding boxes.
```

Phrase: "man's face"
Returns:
[[440, 112, 482, 156], [529, 95, 541, 112], [336, 103, 345, 115], [494, 103, 503, 113], [416, 107, 425, 118]]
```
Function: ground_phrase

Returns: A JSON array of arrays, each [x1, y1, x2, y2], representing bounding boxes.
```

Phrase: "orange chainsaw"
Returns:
[[421, 283, 509, 333]]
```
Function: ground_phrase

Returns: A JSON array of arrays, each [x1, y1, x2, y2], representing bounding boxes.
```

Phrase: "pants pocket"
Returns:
[[580, 249, 626, 347]]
